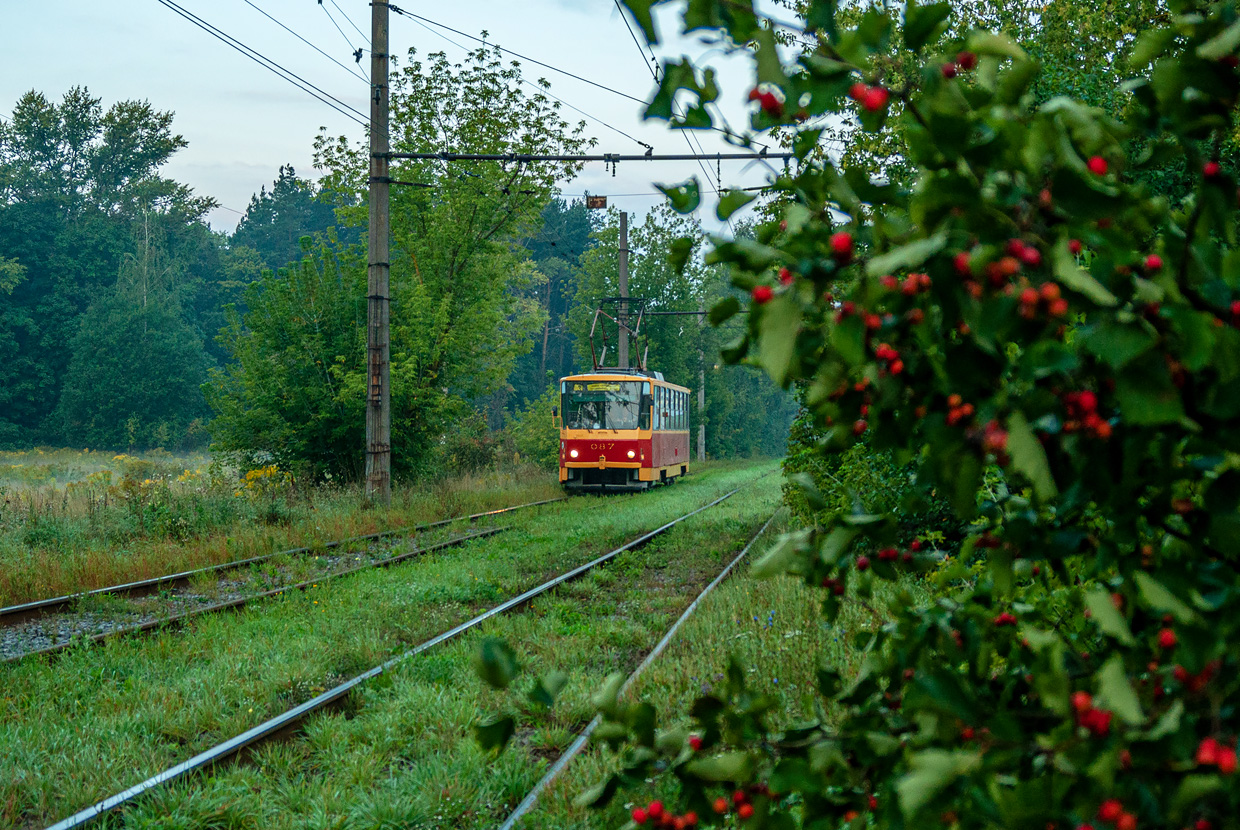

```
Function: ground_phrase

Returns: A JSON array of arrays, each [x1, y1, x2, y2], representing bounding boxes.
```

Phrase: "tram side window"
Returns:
[[679, 391, 685, 430]]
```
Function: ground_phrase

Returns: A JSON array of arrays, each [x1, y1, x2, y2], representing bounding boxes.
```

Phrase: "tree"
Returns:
[[208, 47, 593, 480], [0, 87, 215, 444], [56, 216, 210, 449], [546, 0, 1240, 827], [230, 164, 353, 273]]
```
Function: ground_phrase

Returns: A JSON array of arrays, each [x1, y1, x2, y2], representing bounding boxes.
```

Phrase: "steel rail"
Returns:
[[0, 497, 565, 627], [44, 486, 743, 830], [3, 527, 507, 665], [497, 510, 781, 830]]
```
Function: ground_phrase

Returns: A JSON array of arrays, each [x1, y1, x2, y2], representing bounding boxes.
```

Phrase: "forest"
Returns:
[[0, 46, 795, 479]]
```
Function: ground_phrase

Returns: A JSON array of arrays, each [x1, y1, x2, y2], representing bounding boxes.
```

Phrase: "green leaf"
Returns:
[[1197, 18, 1240, 60], [474, 638, 519, 689], [1052, 241, 1117, 305], [1007, 410, 1058, 502], [527, 670, 568, 709], [573, 774, 621, 808], [591, 672, 626, 718], [1145, 700, 1183, 740], [619, 0, 660, 44], [1115, 368, 1185, 425], [903, 2, 951, 53], [865, 233, 947, 277], [804, 0, 837, 35], [1096, 654, 1144, 725], [684, 751, 758, 782], [717, 188, 757, 221], [708, 296, 741, 325], [1129, 28, 1177, 69], [753, 26, 790, 88], [1078, 320, 1157, 370], [897, 750, 981, 818], [1084, 588, 1136, 646], [966, 30, 1028, 61], [656, 178, 702, 214], [757, 293, 802, 386], [1133, 572, 1197, 623], [751, 529, 810, 577], [668, 237, 695, 274], [473, 715, 516, 753]]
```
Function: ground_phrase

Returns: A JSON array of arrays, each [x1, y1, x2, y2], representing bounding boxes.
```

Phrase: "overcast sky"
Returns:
[[1, 0, 790, 234]]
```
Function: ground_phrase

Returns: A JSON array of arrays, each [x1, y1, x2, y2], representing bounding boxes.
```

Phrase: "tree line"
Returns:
[[0, 45, 794, 478]]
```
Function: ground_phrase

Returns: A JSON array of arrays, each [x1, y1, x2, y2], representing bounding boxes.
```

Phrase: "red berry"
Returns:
[[758, 91, 784, 117], [1116, 813, 1137, 830], [1019, 246, 1042, 267], [1020, 287, 1039, 306], [1087, 155, 1109, 175], [941, 62, 958, 79], [961, 726, 975, 740], [684, 812, 699, 827], [751, 285, 773, 304], [713, 797, 728, 814], [747, 87, 762, 101], [853, 419, 868, 436], [738, 804, 754, 820], [1071, 690, 1093, 713], [856, 555, 871, 571], [688, 734, 703, 751], [1049, 298, 1070, 316], [1158, 628, 1177, 649], [890, 359, 904, 375], [1098, 800, 1123, 823], [1144, 254, 1163, 272], [861, 86, 890, 111], [848, 81, 868, 101], [954, 251, 972, 276], [880, 274, 898, 289], [1068, 239, 1083, 255], [956, 51, 977, 70], [649, 801, 664, 819], [778, 267, 794, 286], [1205, 160, 1222, 178], [830, 231, 855, 260], [869, 795, 878, 810], [1218, 746, 1237, 775], [1196, 821, 1214, 830], [1197, 737, 1221, 765], [910, 540, 923, 551], [633, 807, 649, 824]]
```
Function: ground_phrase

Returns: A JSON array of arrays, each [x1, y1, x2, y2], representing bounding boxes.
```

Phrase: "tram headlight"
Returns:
[[569, 449, 579, 459], [627, 450, 636, 459]]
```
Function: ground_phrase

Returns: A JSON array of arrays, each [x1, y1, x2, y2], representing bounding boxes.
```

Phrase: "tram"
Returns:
[[556, 370, 691, 491]]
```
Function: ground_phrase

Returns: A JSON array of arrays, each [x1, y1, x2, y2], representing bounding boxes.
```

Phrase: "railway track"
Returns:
[[498, 510, 780, 830], [43, 485, 748, 830], [0, 497, 564, 663]]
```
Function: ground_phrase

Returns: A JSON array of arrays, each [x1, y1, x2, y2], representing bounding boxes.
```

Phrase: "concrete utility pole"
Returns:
[[365, 0, 392, 505], [618, 210, 629, 370]]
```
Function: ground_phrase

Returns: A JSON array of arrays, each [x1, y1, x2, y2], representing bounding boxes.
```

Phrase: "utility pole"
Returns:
[[698, 303, 706, 461], [365, 0, 392, 505], [618, 210, 629, 370]]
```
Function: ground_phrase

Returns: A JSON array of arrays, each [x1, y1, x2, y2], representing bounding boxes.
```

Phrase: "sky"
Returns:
[[1, 0, 791, 235]]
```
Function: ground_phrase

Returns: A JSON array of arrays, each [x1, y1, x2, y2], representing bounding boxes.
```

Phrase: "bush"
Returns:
[[501, 383, 561, 470], [553, 1, 1240, 828]]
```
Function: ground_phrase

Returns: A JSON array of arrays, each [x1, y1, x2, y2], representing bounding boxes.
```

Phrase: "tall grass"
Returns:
[[0, 449, 563, 606]]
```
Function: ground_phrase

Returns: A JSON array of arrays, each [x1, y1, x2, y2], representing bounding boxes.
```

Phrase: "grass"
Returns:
[[0, 450, 566, 606], [0, 460, 779, 829]]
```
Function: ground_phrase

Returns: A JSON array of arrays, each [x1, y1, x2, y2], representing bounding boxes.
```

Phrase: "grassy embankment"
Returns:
[[2, 461, 784, 829], [0, 449, 562, 606]]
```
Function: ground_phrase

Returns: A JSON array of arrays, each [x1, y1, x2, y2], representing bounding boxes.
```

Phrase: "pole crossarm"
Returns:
[[386, 151, 794, 163]]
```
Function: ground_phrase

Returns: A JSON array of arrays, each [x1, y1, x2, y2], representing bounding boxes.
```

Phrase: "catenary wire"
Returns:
[[319, 0, 361, 53], [392, 10, 653, 151], [242, 0, 368, 83], [330, 0, 369, 43], [155, 0, 369, 128], [391, 6, 646, 105]]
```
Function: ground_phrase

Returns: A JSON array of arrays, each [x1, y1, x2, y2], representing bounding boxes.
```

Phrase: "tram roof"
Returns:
[[561, 371, 690, 392]]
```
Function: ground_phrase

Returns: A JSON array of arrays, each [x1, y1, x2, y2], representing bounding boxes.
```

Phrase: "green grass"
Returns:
[[0, 461, 779, 829], [0, 457, 564, 606]]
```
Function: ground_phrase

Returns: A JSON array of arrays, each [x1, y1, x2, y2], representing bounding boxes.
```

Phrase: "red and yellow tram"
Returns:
[[556, 371, 690, 491]]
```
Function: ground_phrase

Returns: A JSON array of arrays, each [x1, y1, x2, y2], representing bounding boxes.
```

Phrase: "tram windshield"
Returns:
[[562, 380, 646, 430]]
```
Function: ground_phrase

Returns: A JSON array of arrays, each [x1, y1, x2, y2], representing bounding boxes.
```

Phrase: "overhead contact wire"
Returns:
[[155, 0, 368, 128], [242, 0, 368, 82]]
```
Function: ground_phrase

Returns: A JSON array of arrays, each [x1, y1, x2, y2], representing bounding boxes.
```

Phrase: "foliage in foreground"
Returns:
[[536, 0, 1240, 828]]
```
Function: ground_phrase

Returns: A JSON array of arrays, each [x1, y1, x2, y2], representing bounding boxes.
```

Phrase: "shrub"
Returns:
[[559, 1, 1240, 828]]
